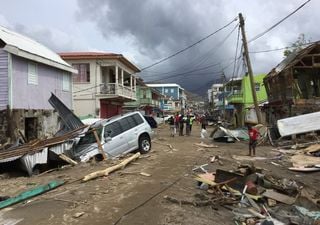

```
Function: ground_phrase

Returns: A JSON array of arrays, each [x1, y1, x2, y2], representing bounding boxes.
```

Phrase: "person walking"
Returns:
[[174, 113, 180, 135], [201, 115, 207, 130], [185, 115, 191, 136], [168, 116, 175, 137], [179, 114, 184, 136], [189, 115, 194, 134], [248, 124, 259, 156]]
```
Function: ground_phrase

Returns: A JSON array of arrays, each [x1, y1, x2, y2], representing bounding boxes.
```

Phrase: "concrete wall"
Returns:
[[11, 55, 72, 109], [0, 108, 60, 145], [0, 49, 8, 110]]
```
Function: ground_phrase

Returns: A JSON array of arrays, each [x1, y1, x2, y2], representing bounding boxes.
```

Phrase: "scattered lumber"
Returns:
[[82, 152, 141, 182], [194, 142, 218, 148], [153, 141, 177, 151], [59, 154, 78, 166]]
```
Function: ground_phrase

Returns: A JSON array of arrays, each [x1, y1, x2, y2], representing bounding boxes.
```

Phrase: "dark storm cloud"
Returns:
[[12, 24, 85, 53], [76, 0, 320, 96]]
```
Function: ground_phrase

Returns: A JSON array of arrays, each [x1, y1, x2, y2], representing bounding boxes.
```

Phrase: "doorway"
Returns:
[[25, 117, 38, 141]]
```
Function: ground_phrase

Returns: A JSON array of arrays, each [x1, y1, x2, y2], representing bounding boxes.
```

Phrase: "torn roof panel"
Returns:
[[266, 42, 320, 79]]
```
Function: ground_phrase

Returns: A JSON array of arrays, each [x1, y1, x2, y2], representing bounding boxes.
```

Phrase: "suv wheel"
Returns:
[[139, 135, 151, 154]]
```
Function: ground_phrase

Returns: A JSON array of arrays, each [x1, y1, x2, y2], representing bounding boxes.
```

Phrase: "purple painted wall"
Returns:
[[0, 49, 8, 110], [11, 55, 72, 109]]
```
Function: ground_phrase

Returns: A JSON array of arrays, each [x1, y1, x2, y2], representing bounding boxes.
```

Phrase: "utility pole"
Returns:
[[239, 13, 262, 124], [221, 72, 226, 120]]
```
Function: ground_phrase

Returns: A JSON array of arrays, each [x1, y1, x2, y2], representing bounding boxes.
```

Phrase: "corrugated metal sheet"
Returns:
[[0, 155, 21, 163], [0, 25, 75, 73], [20, 148, 48, 176], [0, 49, 8, 110], [49, 93, 84, 135], [49, 141, 74, 156]]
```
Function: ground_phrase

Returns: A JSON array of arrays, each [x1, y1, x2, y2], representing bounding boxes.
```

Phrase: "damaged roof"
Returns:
[[265, 41, 320, 79], [0, 25, 76, 73]]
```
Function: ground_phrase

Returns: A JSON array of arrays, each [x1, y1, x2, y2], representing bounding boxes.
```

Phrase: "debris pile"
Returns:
[[164, 162, 320, 225]]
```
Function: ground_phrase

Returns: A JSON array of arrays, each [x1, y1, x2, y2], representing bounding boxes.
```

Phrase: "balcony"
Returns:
[[227, 92, 244, 103], [97, 83, 136, 101]]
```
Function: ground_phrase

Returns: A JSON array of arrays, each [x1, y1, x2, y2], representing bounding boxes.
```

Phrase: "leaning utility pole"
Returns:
[[238, 13, 262, 124]]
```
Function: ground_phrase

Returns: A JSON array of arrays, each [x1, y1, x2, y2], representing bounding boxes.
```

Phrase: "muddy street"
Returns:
[[0, 123, 319, 225]]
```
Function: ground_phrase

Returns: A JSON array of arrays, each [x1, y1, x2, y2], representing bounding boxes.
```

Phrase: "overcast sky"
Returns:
[[0, 0, 319, 96]]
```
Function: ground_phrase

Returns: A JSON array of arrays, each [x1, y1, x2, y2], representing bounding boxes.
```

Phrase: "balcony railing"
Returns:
[[99, 83, 136, 100], [227, 92, 244, 103]]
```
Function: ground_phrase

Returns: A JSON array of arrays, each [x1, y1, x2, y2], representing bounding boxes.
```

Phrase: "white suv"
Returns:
[[74, 112, 154, 162]]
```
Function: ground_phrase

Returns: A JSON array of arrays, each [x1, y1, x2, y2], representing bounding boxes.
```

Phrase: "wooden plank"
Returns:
[[262, 189, 296, 205], [0, 180, 65, 209], [92, 129, 107, 160], [82, 152, 140, 182], [59, 153, 78, 166]]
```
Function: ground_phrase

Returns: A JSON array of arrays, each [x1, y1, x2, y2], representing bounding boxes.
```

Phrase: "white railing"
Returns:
[[99, 83, 136, 99]]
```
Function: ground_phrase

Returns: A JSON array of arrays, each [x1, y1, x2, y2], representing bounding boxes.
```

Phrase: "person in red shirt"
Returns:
[[248, 124, 259, 156]]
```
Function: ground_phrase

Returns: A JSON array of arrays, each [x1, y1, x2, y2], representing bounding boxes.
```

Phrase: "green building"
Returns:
[[225, 74, 267, 126], [123, 84, 163, 116]]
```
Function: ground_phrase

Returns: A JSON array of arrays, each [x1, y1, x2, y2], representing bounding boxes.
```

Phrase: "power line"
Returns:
[[249, 40, 318, 54], [141, 23, 239, 77], [248, 0, 312, 43], [139, 17, 238, 71]]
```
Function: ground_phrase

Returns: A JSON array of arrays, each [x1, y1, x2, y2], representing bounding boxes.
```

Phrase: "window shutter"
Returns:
[[63, 72, 71, 91], [28, 62, 38, 85]]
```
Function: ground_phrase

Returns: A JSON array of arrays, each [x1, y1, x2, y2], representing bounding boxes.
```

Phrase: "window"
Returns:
[[104, 121, 122, 138], [72, 63, 90, 83], [78, 127, 103, 145], [255, 83, 260, 91], [62, 72, 71, 91], [119, 118, 131, 131], [164, 88, 169, 93], [28, 62, 38, 85], [133, 114, 143, 125], [170, 88, 174, 93], [126, 116, 137, 128]]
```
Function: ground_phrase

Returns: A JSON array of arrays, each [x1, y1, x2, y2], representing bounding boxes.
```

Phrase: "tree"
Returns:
[[283, 33, 311, 57]]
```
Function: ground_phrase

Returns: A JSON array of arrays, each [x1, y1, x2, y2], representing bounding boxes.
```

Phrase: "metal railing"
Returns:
[[99, 83, 136, 99]]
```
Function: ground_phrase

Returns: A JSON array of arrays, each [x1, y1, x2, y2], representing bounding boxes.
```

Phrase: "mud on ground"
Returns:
[[0, 124, 319, 225]]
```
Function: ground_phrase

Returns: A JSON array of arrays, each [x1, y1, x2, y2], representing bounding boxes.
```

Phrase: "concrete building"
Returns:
[[146, 83, 186, 112], [60, 52, 140, 118]]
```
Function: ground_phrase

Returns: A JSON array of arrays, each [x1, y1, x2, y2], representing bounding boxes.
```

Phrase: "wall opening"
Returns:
[[25, 117, 38, 141]]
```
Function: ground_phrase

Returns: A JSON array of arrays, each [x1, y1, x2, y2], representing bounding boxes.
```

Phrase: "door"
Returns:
[[121, 114, 145, 150], [103, 121, 128, 157]]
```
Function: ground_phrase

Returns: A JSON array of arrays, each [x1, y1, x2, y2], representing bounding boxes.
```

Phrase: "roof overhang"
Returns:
[[59, 53, 140, 73], [5, 45, 77, 74]]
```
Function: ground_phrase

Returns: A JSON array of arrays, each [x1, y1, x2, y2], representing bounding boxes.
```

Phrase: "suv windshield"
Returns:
[[78, 127, 103, 145]]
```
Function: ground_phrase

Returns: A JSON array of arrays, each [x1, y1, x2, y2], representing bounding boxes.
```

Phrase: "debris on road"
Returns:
[[194, 142, 218, 148], [82, 152, 141, 182]]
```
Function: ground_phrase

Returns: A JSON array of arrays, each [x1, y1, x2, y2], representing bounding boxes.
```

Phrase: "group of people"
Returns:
[[168, 113, 260, 157], [167, 113, 195, 137]]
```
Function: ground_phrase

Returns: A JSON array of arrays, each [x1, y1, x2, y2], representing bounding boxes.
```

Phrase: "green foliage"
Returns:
[[283, 33, 311, 57]]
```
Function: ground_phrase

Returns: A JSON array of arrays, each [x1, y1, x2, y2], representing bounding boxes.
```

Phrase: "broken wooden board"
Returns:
[[232, 155, 268, 161], [262, 189, 296, 205], [194, 143, 218, 148], [291, 154, 320, 167], [304, 144, 320, 154], [289, 167, 320, 172]]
